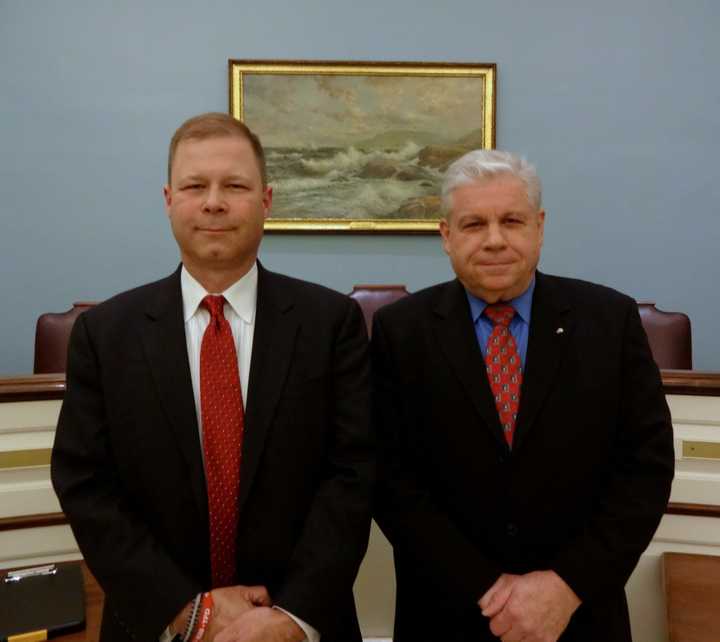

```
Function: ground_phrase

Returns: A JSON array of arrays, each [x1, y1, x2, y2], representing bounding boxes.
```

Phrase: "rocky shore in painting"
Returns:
[[267, 129, 483, 220]]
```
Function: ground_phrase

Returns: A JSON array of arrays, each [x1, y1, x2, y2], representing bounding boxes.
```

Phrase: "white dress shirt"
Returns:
[[176, 263, 319, 642], [181, 263, 256, 444]]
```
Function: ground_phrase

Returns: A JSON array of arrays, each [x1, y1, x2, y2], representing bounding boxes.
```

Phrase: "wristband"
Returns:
[[189, 592, 214, 642], [182, 594, 203, 642]]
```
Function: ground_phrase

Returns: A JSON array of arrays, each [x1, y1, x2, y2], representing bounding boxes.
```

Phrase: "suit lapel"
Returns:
[[513, 272, 573, 451], [238, 264, 298, 515], [140, 268, 208, 517], [433, 280, 508, 452]]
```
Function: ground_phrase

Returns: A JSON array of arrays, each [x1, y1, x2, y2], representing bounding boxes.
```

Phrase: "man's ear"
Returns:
[[262, 186, 273, 220], [163, 185, 172, 215], [439, 218, 451, 255]]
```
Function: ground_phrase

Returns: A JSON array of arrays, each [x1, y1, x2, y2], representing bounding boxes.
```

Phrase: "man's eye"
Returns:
[[182, 184, 202, 190], [228, 183, 247, 190]]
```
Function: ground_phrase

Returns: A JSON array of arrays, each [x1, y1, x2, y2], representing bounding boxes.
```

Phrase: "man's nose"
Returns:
[[484, 223, 507, 249], [202, 185, 227, 213]]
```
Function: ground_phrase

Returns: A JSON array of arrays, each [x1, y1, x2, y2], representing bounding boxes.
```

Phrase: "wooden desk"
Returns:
[[663, 552, 720, 642], [58, 562, 104, 642]]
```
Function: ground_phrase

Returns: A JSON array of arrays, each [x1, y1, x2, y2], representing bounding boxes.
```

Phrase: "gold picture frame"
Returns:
[[228, 59, 496, 233]]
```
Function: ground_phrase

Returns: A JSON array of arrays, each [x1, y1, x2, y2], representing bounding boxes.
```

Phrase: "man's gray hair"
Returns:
[[441, 150, 542, 216]]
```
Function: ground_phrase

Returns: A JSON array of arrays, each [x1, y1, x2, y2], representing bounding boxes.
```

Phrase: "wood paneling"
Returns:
[[662, 370, 720, 396], [663, 552, 720, 642], [0, 374, 65, 402], [0, 512, 68, 532], [666, 502, 720, 519]]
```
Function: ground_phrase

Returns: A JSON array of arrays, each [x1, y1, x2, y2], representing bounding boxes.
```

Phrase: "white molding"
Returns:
[[0, 475, 61, 518], [354, 521, 395, 638], [0, 400, 61, 433], [0, 524, 80, 569], [0, 400, 60, 452], [667, 395, 720, 425], [0, 432, 54, 452]]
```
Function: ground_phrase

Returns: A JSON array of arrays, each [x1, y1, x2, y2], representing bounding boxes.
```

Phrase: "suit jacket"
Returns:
[[371, 272, 674, 642], [51, 263, 373, 642]]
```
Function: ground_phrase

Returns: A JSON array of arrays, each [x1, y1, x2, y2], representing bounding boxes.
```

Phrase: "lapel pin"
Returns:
[[556, 327, 564, 334]]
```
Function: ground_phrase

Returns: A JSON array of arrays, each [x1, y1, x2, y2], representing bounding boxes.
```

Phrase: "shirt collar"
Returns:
[[181, 263, 258, 324], [466, 274, 536, 325]]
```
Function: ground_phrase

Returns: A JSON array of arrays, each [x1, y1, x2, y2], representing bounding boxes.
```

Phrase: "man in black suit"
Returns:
[[51, 113, 373, 642], [372, 150, 674, 642]]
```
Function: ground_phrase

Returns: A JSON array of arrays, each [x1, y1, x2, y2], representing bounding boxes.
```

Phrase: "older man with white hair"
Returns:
[[372, 150, 674, 642]]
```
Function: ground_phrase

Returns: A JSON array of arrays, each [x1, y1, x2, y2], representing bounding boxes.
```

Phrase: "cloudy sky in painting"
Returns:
[[243, 74, 485, 148]]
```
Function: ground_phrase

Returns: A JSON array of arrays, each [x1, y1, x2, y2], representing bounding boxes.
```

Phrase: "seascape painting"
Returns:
[[229, 62, 496, 232]]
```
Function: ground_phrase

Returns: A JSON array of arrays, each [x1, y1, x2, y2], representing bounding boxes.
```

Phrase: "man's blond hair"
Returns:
[[167, 112, 267, 186]]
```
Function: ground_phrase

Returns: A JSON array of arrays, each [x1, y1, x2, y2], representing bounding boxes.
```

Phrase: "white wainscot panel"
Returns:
[[0, 399, 61, 434], [0, 399, 61, 453], [354, 521, 395, 641], [0, 524, 80, 569], [0, 465, 61, 518], [666, 394, 720, 504]]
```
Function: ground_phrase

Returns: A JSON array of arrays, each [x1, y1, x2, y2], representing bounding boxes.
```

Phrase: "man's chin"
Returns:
[[464, 276, 521, 302], [474, 276, 515, 293], [187, 250, 243, 268]]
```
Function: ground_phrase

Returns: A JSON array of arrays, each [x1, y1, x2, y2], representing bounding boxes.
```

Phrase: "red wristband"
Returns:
[[190, 592, 214, 642]]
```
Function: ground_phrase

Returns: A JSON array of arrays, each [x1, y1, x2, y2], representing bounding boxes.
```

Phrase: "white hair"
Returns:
[[441, 150, 542, 216]]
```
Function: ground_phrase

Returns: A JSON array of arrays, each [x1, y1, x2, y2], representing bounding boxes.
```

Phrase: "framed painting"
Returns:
[[228, 59, 496, 233]]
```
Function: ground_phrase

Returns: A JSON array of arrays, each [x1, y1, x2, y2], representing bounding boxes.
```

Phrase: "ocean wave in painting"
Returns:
[[267, 141, 445, 220]]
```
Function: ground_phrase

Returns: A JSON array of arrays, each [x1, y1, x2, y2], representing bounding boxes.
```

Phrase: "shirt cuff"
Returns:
[[273, 606, 320, 642]]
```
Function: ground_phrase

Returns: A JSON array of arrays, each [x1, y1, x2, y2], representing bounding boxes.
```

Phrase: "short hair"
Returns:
[[441, 150, 542, 216], [167, 112, 267, 187]]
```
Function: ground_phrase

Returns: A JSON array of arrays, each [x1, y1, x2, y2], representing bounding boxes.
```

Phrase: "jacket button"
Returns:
[[506, 522, 519, 537]]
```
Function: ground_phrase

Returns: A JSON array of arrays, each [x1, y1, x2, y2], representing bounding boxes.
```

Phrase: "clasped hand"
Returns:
[[173, 585, 304, 642], [478, 571, 581, 642]]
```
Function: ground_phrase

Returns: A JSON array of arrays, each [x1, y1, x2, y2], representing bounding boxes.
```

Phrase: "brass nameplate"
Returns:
[[682, 441, 720, 460], [0, 448, 52, 469]]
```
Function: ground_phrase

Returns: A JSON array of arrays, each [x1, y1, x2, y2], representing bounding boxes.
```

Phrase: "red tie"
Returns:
[[484, 304, 523, 447], [200, 295, 244, 588]]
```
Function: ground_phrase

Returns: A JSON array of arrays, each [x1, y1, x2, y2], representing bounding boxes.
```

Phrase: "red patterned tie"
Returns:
[[200, 295, 243, 588], [484, 304, 523, 447]]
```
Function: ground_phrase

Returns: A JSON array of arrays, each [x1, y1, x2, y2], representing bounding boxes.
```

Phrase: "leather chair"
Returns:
[[637, 302, 692, 370], [34, 302, 98, 373], [33, 294, 690, 372], [663, 552, 720, 641], [349, 285, 410, 337]]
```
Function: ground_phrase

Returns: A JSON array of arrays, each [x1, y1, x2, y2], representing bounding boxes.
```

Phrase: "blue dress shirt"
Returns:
[[465, 276, 536, 367]]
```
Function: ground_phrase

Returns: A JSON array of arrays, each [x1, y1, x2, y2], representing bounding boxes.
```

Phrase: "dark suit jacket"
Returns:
[[51, 263, 373, 642], [371, 272, 674, 642]]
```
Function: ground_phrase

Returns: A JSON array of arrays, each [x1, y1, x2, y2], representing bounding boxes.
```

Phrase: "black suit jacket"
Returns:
[[51, 264, 373, 642], [371, 272, 674, 642]]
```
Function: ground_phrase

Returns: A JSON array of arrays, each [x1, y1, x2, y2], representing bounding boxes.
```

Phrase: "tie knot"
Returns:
[[202, 295, 226, 320], [485, 303, 515, 327]]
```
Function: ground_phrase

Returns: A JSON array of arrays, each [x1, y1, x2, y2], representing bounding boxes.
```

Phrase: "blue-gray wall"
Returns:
[[1, 1, 718, 375]]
